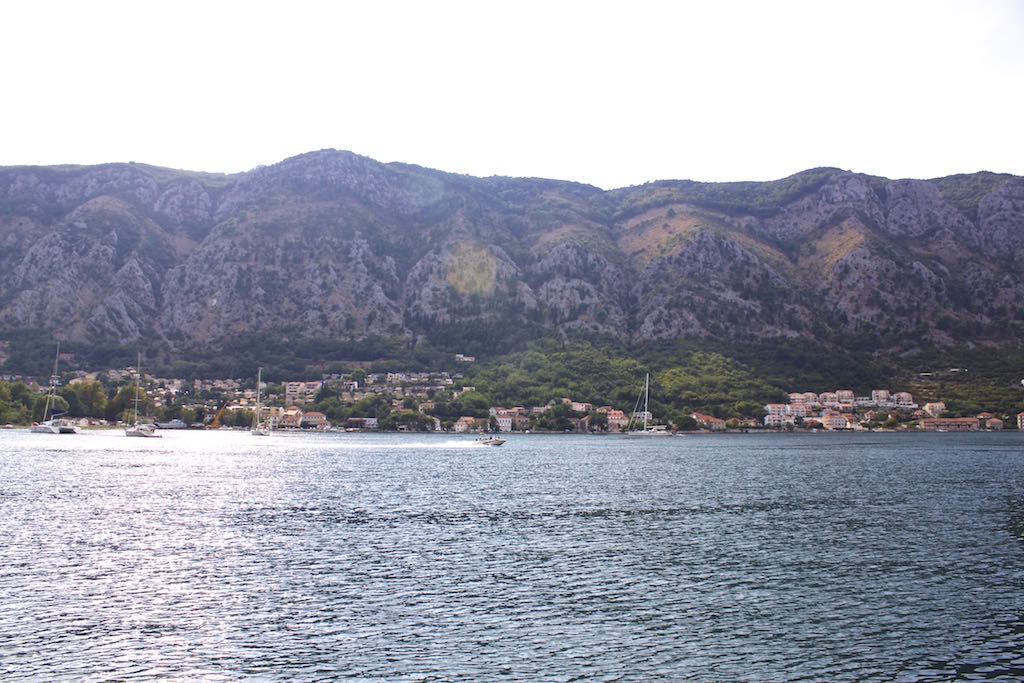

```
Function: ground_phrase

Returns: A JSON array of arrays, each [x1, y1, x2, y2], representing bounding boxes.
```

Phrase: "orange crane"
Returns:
[[208, 402, 228, 429]]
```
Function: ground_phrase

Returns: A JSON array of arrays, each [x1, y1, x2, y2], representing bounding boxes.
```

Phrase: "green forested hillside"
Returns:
[[3, 334, 1022, 426]]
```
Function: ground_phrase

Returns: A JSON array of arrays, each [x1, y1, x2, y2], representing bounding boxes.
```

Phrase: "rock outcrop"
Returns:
[[1, 151, 1021, 355]]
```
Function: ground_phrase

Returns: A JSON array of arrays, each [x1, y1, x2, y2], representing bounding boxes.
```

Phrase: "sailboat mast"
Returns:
[[133, 353, 141, 425], [644, 373, 650, 431], [254, 367, 262, 429], [44, 342, 60, 422]]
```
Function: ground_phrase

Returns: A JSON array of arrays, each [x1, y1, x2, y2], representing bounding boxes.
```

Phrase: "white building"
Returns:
[[893, 392, 916, 408]]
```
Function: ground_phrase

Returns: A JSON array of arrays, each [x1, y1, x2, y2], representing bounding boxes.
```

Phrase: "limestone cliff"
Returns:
[[1, 151, 1021, 356]]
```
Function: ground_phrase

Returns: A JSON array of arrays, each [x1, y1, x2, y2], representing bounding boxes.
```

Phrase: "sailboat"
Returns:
[[125, 354, 161, 438], [251, 367, 270, 436], [626, 372, 671, 436], [31, 343, 79, 434]]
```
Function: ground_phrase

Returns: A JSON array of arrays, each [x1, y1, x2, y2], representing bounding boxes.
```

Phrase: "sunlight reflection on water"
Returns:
[[1, 429, 1023, 680]]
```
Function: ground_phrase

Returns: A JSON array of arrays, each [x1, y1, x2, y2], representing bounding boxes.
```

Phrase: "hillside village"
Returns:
[[767, 389, 1014, 432], [11, 362, 1021, 433]]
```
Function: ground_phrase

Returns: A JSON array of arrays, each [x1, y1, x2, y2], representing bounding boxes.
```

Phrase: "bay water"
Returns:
[[2, 429, 1023, 680]]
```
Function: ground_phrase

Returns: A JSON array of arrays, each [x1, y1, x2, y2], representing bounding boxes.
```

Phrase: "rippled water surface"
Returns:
[[2, 429, 1023, 680]]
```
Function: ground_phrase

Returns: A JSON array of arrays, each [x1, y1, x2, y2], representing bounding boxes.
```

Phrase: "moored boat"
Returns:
[[155, 418, 189, 429], [32, 343, 78, 435], [251, 367, 271, 436], [125, 354, 161, 438], [626, 373, 672, 436], [125, 422, 160, 438]]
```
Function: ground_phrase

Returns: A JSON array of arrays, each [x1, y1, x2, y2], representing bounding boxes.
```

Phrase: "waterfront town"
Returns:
[[765, 390, 1017, 432], [9, 362, 1021, 433]]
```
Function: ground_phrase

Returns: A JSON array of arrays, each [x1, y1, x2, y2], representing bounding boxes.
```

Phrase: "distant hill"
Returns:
[[1, 150, 1022, 372]]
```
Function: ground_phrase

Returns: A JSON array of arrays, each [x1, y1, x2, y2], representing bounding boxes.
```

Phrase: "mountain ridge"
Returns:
[[1, 150, 1022, 367]]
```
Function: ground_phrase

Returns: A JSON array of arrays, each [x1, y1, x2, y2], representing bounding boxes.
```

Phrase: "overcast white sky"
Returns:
[[2, 0, 1022, 189]]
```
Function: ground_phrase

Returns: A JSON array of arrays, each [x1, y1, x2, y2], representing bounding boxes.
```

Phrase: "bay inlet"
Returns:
[[2, 430, 1023, 680]]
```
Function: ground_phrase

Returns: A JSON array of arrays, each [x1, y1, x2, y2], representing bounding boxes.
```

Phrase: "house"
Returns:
[[277, 406, 304, 429], [1018, 412, 1024, 431], [797, 392, 820, 406], [973, 413, 1003, 430], [691, 412, 727, 431], [454, 416, 479, 433], [632, 410, 653, 425], [764, 413, 794, 428], [766, 403, 806, 418], [569, 415, 592, 432], [923, 402, 946, 417], [598, 407, 629, 431], [494, 409, 515, 431], [301, 411, 330, 430], [571, 401, 593, 414], [871, 389, 891, 405], [821, 410, 851, 430], [490, 407, 530, 432], [919, 417, 980, 431], [893, 392, 916, 408], [787, 404, 809, 418], [285, 381, 322, 405]]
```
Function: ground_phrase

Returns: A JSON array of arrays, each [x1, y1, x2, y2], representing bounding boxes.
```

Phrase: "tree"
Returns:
[[34, 394, 69, 422], [733, 399, 766, 420], [107, 385, 150, 422], [676, 415, 699, 431], [226, 409, 255, 428], [454, 390, 491, 418], [58, 386, 84, 417], [316, 396, 345, 422], [0, 381, 32, 424], [535, 403, 575, 431], [78, 381, 108, 417], [349, 394, 392, 419], [60, 381, 107, 418], [381, 411, 433, 431]]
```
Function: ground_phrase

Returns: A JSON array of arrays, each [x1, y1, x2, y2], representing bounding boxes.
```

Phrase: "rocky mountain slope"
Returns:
[[1, 151, 1022, 359]]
